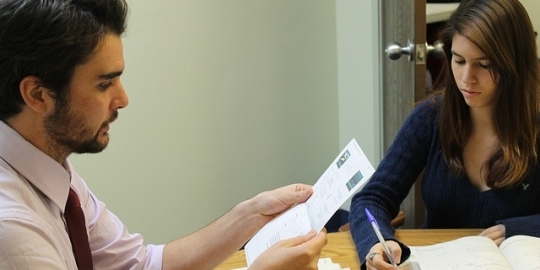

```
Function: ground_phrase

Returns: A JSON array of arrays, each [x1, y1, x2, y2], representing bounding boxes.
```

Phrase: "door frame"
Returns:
[[379, 0, 427, 228]]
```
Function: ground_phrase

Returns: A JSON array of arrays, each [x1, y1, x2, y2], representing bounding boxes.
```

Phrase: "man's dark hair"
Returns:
[[0, 0, 128, 120]]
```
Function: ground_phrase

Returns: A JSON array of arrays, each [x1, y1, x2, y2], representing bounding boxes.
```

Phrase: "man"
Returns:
[[0, 0, 327, 269]]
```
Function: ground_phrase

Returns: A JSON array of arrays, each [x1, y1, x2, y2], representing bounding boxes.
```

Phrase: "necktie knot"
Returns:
[[66, 189, 81, 211]]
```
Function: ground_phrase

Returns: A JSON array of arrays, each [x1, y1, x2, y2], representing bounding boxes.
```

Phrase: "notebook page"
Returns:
[[409, 236, 512, 270], [500, 235, 540, 270]]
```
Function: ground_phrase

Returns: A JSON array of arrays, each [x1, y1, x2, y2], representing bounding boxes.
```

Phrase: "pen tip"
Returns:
[[364, 208, 370, 215], [364, 208, 374, 220]]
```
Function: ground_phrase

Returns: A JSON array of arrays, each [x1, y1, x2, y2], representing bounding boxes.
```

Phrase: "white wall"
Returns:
[[336, 0, 381, 210], [520, 0, 540, 56], [69, 0, 351, 244]]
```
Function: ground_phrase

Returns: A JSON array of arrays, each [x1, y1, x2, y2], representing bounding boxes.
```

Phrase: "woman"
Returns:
[[349, 0, 540, 269]]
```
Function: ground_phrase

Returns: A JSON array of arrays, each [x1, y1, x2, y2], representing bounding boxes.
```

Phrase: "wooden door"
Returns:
[[379, 0, 427, 228]]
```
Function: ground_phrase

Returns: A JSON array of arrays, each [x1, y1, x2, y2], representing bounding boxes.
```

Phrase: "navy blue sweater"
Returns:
[[349, 97, 540, 268]]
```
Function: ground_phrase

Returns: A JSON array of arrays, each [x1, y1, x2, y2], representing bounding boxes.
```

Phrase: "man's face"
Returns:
[[44, 34, 128, 154]]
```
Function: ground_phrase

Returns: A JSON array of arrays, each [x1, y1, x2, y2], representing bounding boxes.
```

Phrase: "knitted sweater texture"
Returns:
[[349, 97, 540, 268]]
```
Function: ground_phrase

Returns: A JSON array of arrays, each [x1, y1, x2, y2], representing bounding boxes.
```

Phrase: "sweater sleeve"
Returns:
[[349, 98, 439, 269], [497, 214, 540, 238]]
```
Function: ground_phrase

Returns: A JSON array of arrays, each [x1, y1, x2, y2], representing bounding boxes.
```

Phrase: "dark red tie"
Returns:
[[65, 188, 94, 270]]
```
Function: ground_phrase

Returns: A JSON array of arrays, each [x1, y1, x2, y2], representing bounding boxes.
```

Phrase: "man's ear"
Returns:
[[19, 76, 53, 113]]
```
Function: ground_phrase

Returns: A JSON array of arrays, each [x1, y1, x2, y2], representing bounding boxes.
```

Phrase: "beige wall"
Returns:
[[520, 0, 540, 56], [69, 0, 360, 244], [336, 1, 381, 210]]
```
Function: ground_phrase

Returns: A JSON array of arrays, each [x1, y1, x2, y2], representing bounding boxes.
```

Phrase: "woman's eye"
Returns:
[[478, 62, 491, 69]]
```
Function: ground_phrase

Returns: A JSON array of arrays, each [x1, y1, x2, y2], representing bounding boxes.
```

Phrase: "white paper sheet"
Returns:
[[244, 138, 375, 266]]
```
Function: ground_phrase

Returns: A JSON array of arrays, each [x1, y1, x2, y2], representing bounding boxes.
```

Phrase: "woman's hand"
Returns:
[[365, 240, 401, 270], [479, 224, 506, 246]]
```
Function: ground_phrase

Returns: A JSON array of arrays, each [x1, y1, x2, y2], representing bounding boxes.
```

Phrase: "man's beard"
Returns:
[[44, 98, 117, 155]]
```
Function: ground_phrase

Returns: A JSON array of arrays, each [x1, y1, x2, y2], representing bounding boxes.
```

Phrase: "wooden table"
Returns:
[[216, 229, 482, 270]]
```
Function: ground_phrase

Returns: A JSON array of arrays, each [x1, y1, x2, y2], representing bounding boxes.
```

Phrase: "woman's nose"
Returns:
[[461, 65, 476, 84]]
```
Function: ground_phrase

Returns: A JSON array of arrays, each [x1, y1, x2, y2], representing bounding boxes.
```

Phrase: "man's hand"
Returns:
[[249, 229, 328, 270], [250, 183, 314, 226]]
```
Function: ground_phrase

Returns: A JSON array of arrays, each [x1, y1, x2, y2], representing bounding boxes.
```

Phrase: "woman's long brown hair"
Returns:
[[438, 0, 540, 189]]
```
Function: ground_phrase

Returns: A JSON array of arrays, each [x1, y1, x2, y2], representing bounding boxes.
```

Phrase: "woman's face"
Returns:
[[451, 34, 498, 111]]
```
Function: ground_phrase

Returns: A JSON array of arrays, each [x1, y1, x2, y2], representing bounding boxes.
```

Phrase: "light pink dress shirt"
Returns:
[[0, 121, 164, 269]]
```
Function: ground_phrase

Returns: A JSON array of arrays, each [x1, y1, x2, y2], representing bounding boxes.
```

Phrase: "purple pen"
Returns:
[[365, 208, 398, 267]]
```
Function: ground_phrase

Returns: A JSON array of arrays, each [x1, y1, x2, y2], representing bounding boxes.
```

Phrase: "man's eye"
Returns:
[[99, 82, 112, 90]]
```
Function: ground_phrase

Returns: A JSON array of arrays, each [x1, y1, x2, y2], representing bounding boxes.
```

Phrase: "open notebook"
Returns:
[[404, 235, 540, 270]]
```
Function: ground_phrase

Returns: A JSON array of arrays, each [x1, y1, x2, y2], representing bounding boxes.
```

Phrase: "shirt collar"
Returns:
[[0, 121, 71, 211]]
